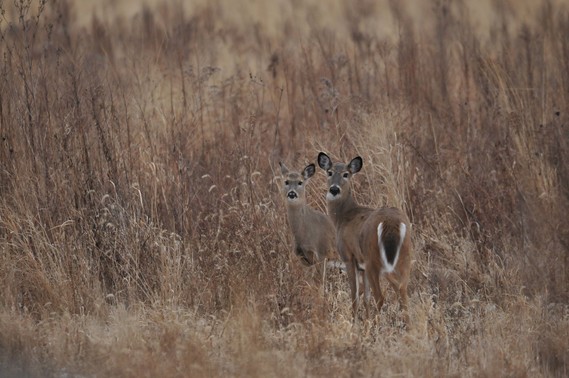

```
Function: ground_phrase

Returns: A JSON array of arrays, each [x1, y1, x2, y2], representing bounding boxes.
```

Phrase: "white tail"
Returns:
[[378, 222, 406, 274]]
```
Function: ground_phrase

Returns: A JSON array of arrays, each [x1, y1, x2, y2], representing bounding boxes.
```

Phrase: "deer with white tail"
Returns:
[[317, 152, 412, 324], [279, 162, 343, 282]]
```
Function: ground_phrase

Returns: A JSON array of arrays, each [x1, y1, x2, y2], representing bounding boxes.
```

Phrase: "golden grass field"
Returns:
[[0, 0, 568, 376]]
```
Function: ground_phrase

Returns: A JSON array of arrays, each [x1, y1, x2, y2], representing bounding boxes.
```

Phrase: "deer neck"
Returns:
[[286, 202, 308, 234], [327, 192, 360, 227]]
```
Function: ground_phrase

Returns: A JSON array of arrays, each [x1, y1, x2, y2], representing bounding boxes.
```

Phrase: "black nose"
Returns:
[[287, 191, 298, 199], [329, 186, 340, 196]]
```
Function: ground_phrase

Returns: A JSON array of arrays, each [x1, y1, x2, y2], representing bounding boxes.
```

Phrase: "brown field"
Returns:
[[1, 0, 568, 376]]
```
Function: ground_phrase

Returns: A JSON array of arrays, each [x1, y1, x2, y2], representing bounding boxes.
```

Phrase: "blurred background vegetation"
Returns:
[[0, 0, 567, 376]]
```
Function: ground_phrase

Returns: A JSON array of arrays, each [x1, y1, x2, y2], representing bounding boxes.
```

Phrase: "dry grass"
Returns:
[[0, 0, 568, 376]]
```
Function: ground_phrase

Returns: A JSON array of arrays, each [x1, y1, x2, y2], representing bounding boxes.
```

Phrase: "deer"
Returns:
[[317, 152, 412, 323], [279, 162, 342, 282]]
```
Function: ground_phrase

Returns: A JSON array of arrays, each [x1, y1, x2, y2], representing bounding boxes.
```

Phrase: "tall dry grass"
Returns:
[[0, 0, 568, 376]]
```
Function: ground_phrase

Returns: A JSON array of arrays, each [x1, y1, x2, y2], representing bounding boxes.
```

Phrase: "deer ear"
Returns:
[[279, 161, 289, 175], [348, 156, 363, 174], [317, 152, 332, 170], [303, 164, 316, 180]]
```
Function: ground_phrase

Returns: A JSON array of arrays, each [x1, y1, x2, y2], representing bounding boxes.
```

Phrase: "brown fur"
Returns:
[[318, 152, 412, 323], [279, 162, 337, 268]]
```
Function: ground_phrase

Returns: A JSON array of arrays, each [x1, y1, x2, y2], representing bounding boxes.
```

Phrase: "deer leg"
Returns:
[[398, 271, 410, 325], [399, 281, 409, 325], [346, 260, 359, 321], [295, 246, 311, 266], [386, 273, 409, 325], [321, 258, 327, 296], [363, 270, 371, 319], [367, 267, 384, 322]]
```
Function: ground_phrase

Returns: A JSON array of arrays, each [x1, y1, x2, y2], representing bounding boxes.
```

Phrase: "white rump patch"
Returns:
[[378, 222, 406, 274]]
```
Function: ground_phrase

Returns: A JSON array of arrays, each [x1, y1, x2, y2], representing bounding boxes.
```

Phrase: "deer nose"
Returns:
[[287, 191, 298, 199], [329, 185, 340, 196]]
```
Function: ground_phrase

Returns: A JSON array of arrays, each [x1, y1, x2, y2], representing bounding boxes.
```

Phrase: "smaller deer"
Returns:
[[279, 162, 339, 275], [317, 152, 412, 323]]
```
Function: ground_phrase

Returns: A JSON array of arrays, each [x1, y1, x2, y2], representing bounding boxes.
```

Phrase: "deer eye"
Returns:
[[327, 171, 333, 177], [298, 181, 303, 186], [285, 180, 289, 185], [343, 172, 349, 178]]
